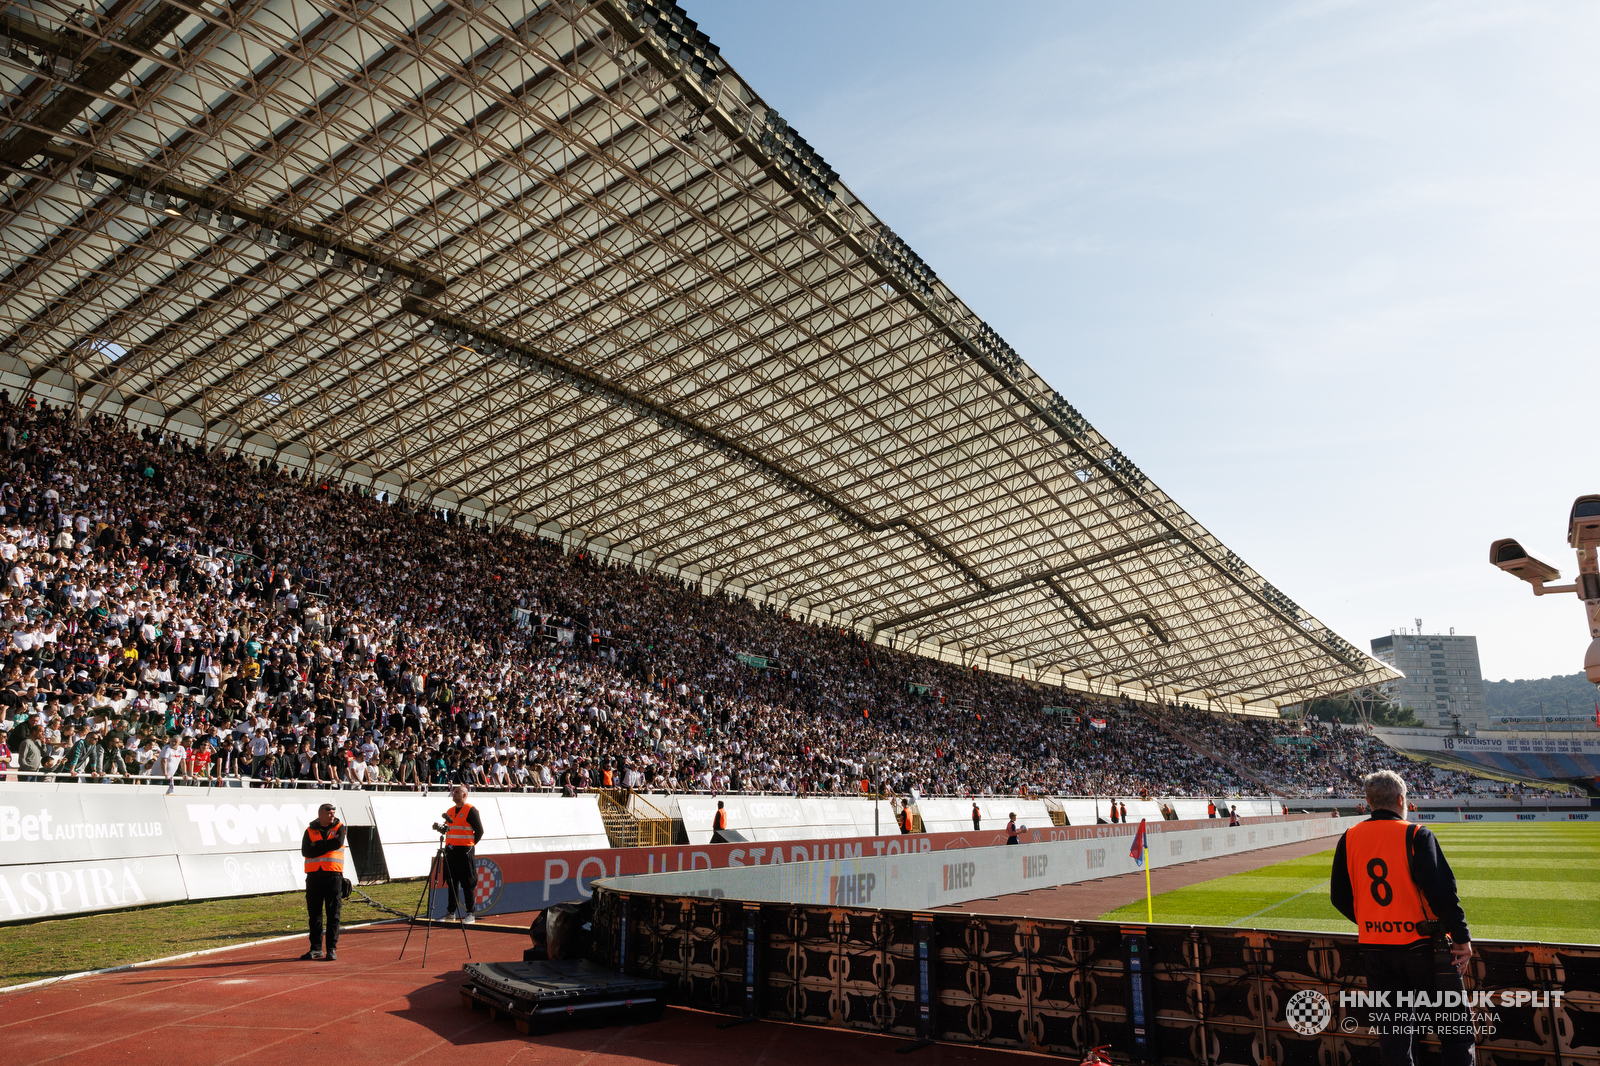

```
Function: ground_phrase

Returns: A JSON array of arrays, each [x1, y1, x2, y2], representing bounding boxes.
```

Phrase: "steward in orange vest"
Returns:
[[299, 802, 346, 961], [899, 804, 914, 833], [713, 801, 728, 830], [436, 785, 484, 921], [1330, 771, 1475, 1066]]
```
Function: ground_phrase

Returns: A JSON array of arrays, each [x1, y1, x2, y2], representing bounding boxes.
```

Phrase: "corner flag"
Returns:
[[1130, 818, 1152, 921]]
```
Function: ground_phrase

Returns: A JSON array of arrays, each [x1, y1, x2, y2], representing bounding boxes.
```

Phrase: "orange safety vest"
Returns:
[[444, 804, 477, 848], [602, 768, 614, 788], [304, 821, 345, 874], [900, 807, 913, 831], [1344, 818, 1435, 945], [713, 808, 728, 830]]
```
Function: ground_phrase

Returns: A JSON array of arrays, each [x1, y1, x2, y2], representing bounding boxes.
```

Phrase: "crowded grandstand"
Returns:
[[0, 0, 1566, 814], [0, 396, 1523, 803]]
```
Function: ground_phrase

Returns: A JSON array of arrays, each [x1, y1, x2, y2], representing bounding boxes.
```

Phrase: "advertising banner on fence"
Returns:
[[0, 854, 188, 919], [429, 825, 974, 918], [0, 792, 174, 865], [597, 815, 1363, 911], [432, 812, 1336, 918], [1409, 810, 1593, 823], [169, 794, 374, 853], [177, 851, 304, 899]]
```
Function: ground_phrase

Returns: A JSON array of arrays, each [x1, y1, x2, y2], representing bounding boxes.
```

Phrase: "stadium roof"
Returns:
[[0, 0, 1399, 711]]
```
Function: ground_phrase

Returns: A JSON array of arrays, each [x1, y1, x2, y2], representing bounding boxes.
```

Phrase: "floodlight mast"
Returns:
[[1489, 495, 1600, 684]]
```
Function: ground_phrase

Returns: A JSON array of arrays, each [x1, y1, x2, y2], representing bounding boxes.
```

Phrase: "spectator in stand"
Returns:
[[159, 734, 185, 794], [212, 736, 244, 787], [20, 724, 44, 782]]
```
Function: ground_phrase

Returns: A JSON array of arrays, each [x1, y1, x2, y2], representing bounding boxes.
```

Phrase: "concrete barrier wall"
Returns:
[[673, 794, 1284, 842], [600, 815, 1366, 910], [903, 798, 1055, 835], [672, 794, 1067, 843], [1050, 797, 1280, 826], [371, 793, 608, 878]]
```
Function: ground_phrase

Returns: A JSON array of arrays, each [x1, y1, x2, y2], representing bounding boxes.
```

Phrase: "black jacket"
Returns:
[[1330, 810, 1470, 944]]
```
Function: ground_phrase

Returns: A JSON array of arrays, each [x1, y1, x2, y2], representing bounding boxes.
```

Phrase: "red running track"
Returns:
[[1, 918, 1031, 1066]]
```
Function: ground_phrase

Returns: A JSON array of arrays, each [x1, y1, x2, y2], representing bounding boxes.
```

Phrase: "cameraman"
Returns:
[[299, 802, 345, 961], [1331, 770, 1474, 1066], [432, 784, 484, 922]]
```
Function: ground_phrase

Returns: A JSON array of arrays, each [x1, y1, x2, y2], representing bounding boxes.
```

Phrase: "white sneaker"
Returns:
[[462, 913, 475, 924]]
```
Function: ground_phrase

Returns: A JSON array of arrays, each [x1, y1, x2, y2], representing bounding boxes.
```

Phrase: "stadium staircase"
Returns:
[[597, 791, 676, 848], [1138, 708, 1284, 796]]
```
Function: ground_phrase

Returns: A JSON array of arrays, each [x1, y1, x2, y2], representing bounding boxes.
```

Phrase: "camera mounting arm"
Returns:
[[1490, 495, 1600, 682]]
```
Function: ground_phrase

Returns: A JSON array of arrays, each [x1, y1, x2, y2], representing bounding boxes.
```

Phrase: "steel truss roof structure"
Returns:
[[0, 0, 1399, 711]]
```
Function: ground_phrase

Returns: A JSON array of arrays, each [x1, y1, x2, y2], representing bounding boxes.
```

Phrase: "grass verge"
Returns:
[[1099, 823, 1600, 944], [0, 880, 425, 989]]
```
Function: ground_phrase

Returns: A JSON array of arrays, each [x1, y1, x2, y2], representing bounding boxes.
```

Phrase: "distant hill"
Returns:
[[1483, 672, 1598, 721]]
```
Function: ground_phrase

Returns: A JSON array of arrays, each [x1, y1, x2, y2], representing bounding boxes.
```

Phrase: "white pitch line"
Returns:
[[1231, 879, 1331, 927]]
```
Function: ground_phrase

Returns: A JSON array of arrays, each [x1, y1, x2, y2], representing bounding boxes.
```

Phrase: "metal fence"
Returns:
[[590, 887, 1599, 1066]]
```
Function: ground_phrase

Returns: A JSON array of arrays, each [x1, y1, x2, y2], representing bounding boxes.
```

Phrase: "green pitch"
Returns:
[[1100, 823, 1600, 944]]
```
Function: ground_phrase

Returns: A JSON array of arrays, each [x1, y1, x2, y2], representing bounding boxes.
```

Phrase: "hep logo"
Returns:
[[943, 862, 975, 890], [829, 873, 876, 905]]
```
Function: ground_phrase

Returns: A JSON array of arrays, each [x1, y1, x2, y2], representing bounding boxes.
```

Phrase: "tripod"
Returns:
[[398, 830, 471, 966]]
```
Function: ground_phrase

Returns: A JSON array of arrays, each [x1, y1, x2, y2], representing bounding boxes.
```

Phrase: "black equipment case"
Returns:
[[460, 959, 665, 1033]]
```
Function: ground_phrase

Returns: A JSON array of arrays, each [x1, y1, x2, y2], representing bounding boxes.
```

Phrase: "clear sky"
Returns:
[[685, 0, 1600, 683]]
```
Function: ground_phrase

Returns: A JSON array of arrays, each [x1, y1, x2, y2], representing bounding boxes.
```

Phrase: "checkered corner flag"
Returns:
[[1129, 818, 1148, 868]]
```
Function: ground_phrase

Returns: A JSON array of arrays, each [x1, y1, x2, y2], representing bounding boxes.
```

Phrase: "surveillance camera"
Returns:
[[1489, 538, 1561, 584], [1568, 495, 1600, 549]]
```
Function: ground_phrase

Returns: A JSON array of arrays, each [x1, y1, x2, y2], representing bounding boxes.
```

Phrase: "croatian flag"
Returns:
[[1130, 818, 1148, 868]]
